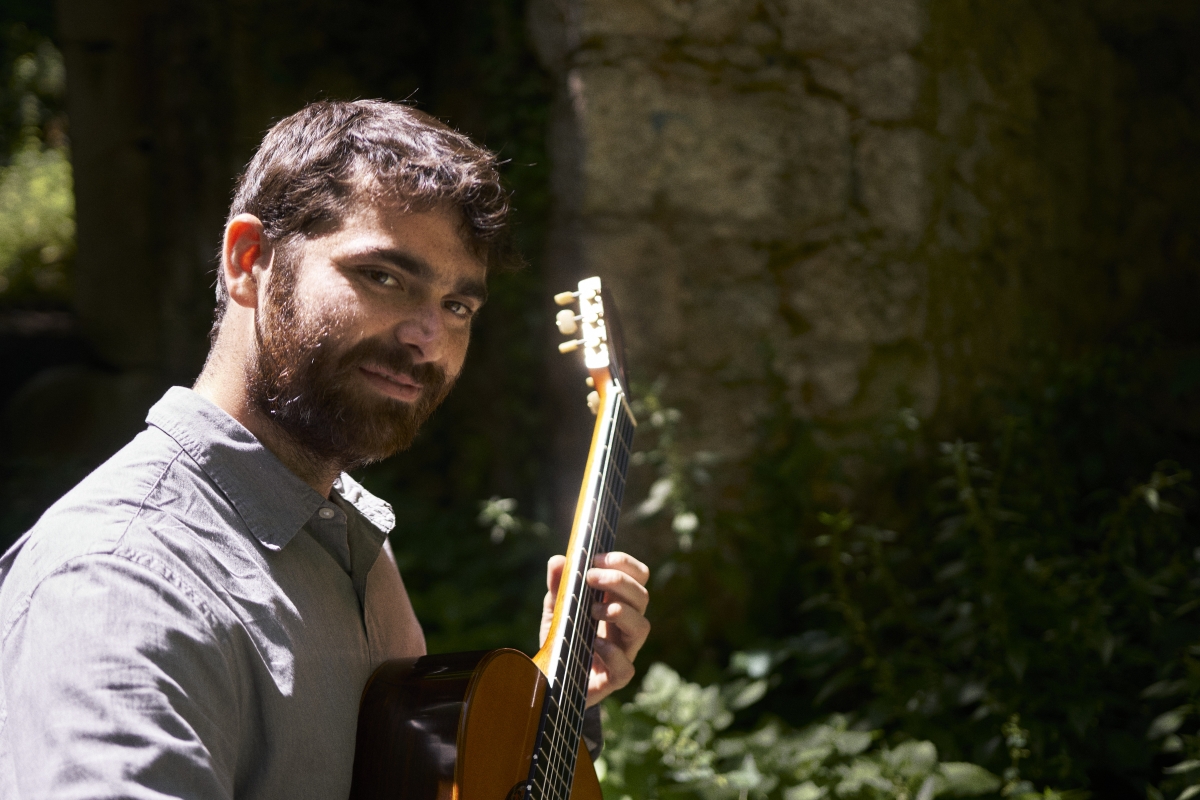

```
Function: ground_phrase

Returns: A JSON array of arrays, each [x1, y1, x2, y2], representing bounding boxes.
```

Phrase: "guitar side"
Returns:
[[348, 649, 602, 800]]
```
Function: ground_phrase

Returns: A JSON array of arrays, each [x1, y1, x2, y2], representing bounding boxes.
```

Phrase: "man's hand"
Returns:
[[540, 552, 651, 707]]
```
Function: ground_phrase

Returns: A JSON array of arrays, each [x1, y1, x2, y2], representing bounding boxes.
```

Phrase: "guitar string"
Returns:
[[544, 423, 611, 800], [537, 401, 634, 800], [533, 396, 634, 800], [555, 406, 631, 798], [535, 398, 614, 800], [556, 409, 630, 798], [531, 396, 629, 800]]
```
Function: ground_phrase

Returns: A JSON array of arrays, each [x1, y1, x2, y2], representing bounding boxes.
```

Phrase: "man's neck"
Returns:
[[194, 363, 341, 498], [241, 409, 342, 498]]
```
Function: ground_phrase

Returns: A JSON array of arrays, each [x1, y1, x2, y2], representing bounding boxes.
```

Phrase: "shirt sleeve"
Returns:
[[363, 538, 426, 664], [1, 554, 240, 799]]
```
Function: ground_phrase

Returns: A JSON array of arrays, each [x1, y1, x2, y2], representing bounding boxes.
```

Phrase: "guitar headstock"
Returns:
[[554, 276, 629, 412]]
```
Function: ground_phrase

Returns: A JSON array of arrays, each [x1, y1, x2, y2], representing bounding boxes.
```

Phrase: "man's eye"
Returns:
[[367, 270, 400, 287], [445, 301, 475, 319]]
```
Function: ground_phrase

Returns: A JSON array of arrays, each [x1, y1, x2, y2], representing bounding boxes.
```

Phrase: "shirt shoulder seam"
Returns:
[[0, 447, 208, 643], [1, 547, 224, 649]]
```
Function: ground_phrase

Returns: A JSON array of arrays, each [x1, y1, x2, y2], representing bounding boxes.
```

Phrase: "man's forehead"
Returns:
[[343, 201, 482, 260]]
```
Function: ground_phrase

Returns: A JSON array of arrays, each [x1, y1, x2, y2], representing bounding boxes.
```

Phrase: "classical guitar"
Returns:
[[349, 276, 637, 800]]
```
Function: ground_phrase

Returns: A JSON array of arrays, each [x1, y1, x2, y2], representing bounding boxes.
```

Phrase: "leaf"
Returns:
[[636, 478, 674, 518], [1143, 680, 1190, 699], [784, 781, 827, 800], [885, 740, 938, 777], [1007, 651, 1029, 682], [1178, 786, 1200, 800], [833, 730, 874, 756], [1148, 706, 1192, 740], [1098, 634, 1118, 666], [722, 754, 771, 792], [835, 759, 890, 794], [726, 679, 769, 710], [1165, 760, 1200, 775], [938, 762, 1002, 796], [814, 670, 857, 706], [937, 561, 967, 581], [730, 650, 773, 679]]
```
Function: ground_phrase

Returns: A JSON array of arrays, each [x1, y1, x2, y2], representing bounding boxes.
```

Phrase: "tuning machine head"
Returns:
[[556, 309, 579, 336], [554, 276, 610, 370]]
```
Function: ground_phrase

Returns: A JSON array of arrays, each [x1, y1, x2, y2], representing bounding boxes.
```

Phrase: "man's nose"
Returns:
[[394, 302, 444, 363]]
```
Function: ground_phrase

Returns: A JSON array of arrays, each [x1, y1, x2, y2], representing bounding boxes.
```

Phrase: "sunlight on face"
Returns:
[[247, 203, 487, 469]]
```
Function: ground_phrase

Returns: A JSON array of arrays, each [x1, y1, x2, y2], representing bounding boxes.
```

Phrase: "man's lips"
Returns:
[[359, 365, 423, 402]]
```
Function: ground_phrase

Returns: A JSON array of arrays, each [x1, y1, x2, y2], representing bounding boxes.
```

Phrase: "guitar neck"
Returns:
[[529, 373, 636, 798], [539, 377, 635, 686]]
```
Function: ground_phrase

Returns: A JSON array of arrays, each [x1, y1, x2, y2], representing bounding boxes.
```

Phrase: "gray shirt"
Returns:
[[0, 387, 427, 799]]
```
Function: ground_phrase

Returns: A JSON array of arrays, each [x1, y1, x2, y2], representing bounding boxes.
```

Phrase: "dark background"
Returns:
[[0, 0, 561, 654], [3, 1, 1200, 797]]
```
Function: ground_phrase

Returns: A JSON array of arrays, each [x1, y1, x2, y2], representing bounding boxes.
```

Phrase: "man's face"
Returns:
[[247, 201, 487, 469]]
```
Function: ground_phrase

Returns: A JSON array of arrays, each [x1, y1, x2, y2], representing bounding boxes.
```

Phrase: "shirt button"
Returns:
[[318, 507, 335, 519]]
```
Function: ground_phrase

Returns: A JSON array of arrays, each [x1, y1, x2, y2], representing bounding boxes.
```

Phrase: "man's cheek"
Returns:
[[450, 329, 472, 369]]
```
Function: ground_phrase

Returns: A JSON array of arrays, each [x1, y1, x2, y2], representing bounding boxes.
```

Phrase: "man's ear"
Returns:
[[222, 214, 273, 309]]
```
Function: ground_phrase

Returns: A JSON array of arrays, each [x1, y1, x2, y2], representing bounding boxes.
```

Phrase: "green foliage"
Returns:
[[0, 136, 73, 296], [365, 489, 553, 655], [598, 661, 1046, 800], [630, 341, 1200, 798], [629, 384, 719, 553], [0, 28, 72, 300]]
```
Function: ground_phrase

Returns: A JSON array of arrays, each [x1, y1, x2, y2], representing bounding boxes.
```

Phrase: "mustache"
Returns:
[[334, 336, 447, 390]]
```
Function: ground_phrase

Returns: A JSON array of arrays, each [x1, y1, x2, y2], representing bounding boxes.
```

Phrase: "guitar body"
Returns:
[[351, 278, 632, 800], [348, 649, 601, 800]]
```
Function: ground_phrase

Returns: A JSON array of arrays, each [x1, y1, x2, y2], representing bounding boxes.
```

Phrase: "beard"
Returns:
[[246, 268, 455, 471]]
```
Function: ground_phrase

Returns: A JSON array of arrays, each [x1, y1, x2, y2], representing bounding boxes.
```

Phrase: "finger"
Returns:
[[586, 566, 650, 615], [592, 600, 652, 659], [593, 551, 650, 586], [540, 555, 568, 648], [587, 636, 637, 705], [546, 554, 566, 595]]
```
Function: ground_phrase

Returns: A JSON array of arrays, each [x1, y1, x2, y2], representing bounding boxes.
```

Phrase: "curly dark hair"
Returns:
[[214, 99, 514, 322]]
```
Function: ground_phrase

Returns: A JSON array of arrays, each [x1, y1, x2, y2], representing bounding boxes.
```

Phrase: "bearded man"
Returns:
[[0, 100, 650, 798]]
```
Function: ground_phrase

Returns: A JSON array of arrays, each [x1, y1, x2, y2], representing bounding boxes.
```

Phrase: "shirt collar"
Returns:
[[332, 473, 395, 533], [145, 387, 395, 551]]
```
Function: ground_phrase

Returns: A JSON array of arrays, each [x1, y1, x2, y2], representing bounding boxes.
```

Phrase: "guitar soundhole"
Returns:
[[505, 781, 532, 800]]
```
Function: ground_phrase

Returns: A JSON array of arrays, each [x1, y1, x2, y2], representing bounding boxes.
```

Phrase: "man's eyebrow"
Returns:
[[346, 247, 488, 304], [347, 247, 431, 279], [459, 278, 489, 305]]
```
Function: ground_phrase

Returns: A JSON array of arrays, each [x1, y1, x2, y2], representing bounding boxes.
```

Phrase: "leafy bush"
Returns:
[[629, 343, 1200, 798], [0, 136, 73, 296], [0, 31, 72, 300], [597, 661, 1090, 800]]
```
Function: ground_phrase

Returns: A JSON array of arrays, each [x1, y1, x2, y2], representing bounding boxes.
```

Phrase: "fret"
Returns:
[[526, 370, 638, 800]]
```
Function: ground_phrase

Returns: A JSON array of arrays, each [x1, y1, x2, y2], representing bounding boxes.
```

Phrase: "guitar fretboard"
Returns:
[[528, 382, 636, 800]]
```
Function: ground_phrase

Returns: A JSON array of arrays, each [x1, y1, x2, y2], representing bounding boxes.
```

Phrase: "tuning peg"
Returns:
[[587, 391, 600, 415], [558, 339, 583, 354], [585, 376, 594, 388], [554, 291, 578, 306], [556, 309, 579, 335]]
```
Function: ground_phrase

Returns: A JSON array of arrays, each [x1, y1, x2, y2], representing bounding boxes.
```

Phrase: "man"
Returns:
[[0, 100, 650, 798]]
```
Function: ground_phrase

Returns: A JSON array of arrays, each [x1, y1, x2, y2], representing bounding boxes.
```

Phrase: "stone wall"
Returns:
[[531, 0, 938, 482], [530, 0, 1200, 504]]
